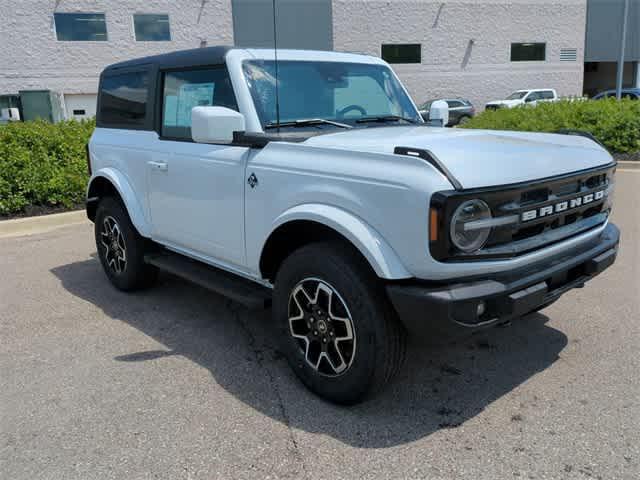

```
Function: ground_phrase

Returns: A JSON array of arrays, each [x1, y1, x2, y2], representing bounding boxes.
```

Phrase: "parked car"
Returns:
[[87, 47, 619, 404], [418, 98, 475, 126], [592, 88, 640, 100], [486, 89, 558, 110]]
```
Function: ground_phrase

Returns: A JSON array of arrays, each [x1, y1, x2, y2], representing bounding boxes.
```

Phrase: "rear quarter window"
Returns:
[[98, 70, 150, 128]]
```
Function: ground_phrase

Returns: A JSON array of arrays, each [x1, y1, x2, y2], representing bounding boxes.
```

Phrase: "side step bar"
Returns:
[[144, 252, 272, 310]]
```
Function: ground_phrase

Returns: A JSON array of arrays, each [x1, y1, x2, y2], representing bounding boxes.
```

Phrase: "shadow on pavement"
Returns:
[[52, 258, 567, 448]]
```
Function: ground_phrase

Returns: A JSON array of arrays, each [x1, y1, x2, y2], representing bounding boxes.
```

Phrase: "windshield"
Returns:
[[506, 91, 528, 100], [243, 60, 421, 129]]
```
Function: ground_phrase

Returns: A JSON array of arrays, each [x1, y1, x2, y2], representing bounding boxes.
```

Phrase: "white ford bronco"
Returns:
[[87, 47, 619, 404]]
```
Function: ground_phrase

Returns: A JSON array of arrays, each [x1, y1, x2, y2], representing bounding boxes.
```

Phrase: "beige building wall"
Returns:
[[0, 0, 234, 95], [0, 0, 590, 116], [332, 0, 587, 109]]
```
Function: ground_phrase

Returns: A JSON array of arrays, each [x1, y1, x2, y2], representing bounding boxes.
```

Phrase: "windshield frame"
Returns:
[[241, 59, 422, 131]]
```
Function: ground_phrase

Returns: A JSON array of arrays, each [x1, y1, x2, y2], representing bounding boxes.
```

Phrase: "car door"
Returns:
[[539, 90, 555, 103], [445, 100, 463, 124], [524, 91, 541, 105], [147, 66, 249, 268]]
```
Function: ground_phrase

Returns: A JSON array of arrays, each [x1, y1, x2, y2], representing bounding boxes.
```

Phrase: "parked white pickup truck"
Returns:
[[87, 47, 619, 404], [485, 89, 558, 110]]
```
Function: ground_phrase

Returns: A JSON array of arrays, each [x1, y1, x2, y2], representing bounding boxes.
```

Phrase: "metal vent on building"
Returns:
[[560, 48, 578, 61]]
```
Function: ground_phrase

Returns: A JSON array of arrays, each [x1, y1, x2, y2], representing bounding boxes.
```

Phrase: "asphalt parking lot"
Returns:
[[1, 170, 638, 480]]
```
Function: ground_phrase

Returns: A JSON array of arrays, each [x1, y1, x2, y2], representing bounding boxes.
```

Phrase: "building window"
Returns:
[[161, 68, 237, 140], [381, 44, 421, 64], [54, 13, 107, 41], [133, 14, 171, 41], [510, 43, 546, 61], [98, 71, 149, 127]]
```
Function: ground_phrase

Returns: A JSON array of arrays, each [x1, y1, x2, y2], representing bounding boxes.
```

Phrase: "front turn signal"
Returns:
[[429, 208, 439, 242]]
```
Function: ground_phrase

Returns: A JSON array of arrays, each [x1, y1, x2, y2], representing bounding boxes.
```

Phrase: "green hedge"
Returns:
[[461, 98, 640, 154], [0, 119, 94, 215], [0, 100, 638, 216]]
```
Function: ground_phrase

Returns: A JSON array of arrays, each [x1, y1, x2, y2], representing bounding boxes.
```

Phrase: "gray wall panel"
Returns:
[[586, 0, 640, 62], [232, 0, 332, 50]]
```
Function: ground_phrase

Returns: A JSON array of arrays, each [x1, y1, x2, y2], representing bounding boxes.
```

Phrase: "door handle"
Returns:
[[148, 160, 168, 172]]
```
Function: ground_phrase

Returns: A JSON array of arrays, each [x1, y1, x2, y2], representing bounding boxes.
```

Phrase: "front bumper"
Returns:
[[387, 223, 620, 339]]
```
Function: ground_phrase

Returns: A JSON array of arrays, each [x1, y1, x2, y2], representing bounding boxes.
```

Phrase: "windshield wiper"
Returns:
[[355, 115, 417, 124], [264, 118, 352, 130]]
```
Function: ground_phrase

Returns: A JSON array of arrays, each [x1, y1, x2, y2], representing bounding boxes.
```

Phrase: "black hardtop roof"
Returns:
[[103, 46, 233, 73]]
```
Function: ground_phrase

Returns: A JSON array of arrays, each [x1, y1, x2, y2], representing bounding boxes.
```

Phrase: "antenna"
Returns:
[[272, 0, 281, 132]]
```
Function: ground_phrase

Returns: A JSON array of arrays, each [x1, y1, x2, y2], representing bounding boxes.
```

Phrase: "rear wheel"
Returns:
[[95, 197, 157, 291], [273, 242, 406, 404]]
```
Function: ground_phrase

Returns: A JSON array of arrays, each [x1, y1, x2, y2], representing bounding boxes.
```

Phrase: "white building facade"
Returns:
[[0, 0, 634, 120]]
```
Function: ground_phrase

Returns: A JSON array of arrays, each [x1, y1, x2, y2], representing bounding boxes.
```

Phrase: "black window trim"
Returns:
[[96, 64, 155, 131], [54, 12, 109, 42], [155, 64, 238, 143], [133, 13, 172, 42]]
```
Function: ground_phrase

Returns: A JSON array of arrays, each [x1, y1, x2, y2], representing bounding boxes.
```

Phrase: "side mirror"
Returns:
[[191, 106, 245, 143], [428, 100, 449, 127]]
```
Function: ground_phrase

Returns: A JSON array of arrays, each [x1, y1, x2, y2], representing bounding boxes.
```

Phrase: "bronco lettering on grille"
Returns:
[[521, 189, 606, 222]]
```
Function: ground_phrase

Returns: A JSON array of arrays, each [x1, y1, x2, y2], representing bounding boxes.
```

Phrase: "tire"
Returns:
[[94, 196, 157, 291], [458, 115, 471, 126], [273, 241, 406, 404]]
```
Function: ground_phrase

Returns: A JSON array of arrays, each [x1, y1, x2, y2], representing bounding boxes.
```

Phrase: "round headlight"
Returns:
[[450, 199, 492, 253]]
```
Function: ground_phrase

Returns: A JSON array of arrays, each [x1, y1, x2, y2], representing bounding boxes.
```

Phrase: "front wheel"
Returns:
[[95, 197, 157, 291], [273, 242, 406, 404]]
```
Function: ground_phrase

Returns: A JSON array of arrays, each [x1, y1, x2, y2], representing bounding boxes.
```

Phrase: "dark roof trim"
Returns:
[[104, 46, 233, 72]]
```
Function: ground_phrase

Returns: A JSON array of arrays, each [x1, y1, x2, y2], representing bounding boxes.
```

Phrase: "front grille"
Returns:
[[430, 164, 615, 261], [486, 172, 610, 247]]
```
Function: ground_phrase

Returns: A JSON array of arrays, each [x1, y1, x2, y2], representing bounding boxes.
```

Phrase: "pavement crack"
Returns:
[[231, 303, 309, 479]]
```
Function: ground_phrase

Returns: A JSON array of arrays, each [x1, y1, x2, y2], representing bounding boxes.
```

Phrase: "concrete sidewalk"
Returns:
[[0, 210, 87, 238], [617, 160, 639, 171]]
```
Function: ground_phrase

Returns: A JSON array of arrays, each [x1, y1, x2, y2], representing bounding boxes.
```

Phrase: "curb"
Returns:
[[617, 161, 639, 171], [0, 210, 88, 239]]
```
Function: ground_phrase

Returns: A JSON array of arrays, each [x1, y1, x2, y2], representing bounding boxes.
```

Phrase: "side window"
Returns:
[[540, 91, 554, 100], [446, 100, 462, 108], [161, 68, 238, 140], [98, 71, 149, 127], [526, 92, 540, 102]]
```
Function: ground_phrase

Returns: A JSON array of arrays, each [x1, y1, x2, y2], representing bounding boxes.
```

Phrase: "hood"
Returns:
[[486, 99, 522, 107], [302, 126, 612, 189]]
